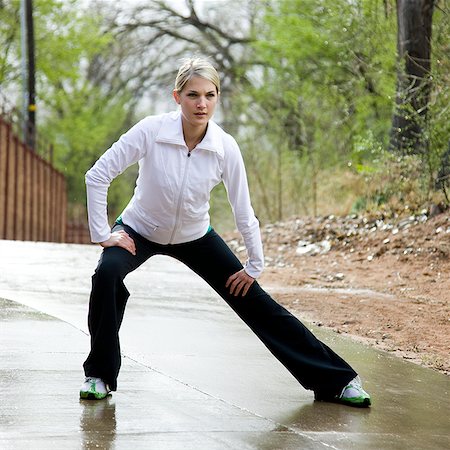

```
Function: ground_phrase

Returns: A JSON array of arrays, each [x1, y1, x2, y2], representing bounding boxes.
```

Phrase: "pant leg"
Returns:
[[169, 229, 357, 397], [83, 223, 156, 390]]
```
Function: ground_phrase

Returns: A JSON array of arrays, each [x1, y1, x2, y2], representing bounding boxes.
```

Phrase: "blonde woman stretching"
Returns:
[[80, 58, 371, 408]]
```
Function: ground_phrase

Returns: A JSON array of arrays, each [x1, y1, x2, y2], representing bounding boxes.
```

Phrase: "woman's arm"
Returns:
[[222, 137, 264, 281], [85, 118, 150, 243]]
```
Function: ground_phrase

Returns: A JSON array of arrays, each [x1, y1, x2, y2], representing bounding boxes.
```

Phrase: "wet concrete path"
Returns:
[[0, 240, 449, 449]]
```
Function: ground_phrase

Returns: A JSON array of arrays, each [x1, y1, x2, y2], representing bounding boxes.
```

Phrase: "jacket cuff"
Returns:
[[244, 261, 263, 279]]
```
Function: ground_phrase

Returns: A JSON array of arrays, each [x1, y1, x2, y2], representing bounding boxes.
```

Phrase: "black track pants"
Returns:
[[83, 223, 357, 395]]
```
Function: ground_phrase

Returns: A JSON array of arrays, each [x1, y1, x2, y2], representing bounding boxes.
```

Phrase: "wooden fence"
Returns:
[[0, 114, 67, 242], [66, 221, 91, 244]]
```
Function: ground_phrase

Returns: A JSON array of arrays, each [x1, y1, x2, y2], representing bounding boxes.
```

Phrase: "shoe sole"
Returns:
[[336, 397, 371, 408], [315, 396, 371, 408], [80, 391, 110, 400]]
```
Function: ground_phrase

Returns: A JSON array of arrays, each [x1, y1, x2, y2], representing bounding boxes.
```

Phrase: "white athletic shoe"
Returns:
[[314, 375, 371, 408], [338, 376, 371, 407], [80, 377, 111, 400]]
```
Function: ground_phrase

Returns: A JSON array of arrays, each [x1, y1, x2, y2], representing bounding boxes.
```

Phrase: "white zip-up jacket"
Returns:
[[85, 111, 264, 278]]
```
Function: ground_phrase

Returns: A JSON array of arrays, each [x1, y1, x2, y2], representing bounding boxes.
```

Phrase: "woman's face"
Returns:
[[173, 76, 219, 130]]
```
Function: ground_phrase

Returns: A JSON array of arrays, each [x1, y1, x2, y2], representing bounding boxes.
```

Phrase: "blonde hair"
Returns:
[[175, 57, 221, 94]]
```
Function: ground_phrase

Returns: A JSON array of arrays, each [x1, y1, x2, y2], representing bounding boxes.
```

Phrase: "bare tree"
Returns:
[[107, 0, 259, 127]]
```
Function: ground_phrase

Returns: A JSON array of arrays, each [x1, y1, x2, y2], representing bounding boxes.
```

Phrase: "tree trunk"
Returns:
[[436, 139, 450, 203], [390, 0, 434, 154]]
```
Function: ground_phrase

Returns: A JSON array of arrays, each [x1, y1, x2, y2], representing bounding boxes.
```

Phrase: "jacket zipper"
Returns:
[[169, 150, 192, 243]]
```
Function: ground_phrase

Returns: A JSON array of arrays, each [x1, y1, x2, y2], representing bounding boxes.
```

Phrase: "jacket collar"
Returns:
[[155, 111, 224, 157]]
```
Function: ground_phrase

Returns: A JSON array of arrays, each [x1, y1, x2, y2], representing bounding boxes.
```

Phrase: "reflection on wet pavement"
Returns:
[[80, 399, 116, 450]]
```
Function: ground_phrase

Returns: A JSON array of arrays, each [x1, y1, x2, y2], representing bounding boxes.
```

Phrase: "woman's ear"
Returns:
[[173, 89, 181, 104]]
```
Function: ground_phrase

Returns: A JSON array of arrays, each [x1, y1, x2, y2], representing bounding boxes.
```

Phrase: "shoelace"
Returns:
[[340, 376, 362, 397], [85, 377, 102, 389]]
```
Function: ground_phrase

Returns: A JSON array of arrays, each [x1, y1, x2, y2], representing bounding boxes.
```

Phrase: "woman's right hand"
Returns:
[[100, 230, 136, 255]]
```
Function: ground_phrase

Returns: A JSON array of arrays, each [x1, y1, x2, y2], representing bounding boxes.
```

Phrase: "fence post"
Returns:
[[61, 176, 67, 242], [13, 135, 20, 240], [19, 141, 26, 240], [0, 121, 6, 239], [31, 151, 37, 241], [38, 155, 44, 241], [4, 127, 14, 239], [45, 162, 51, 242], [23, 144, 30, 240]]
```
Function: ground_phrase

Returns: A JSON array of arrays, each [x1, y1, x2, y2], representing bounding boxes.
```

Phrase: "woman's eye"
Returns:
[[187, 93, 197, 97]]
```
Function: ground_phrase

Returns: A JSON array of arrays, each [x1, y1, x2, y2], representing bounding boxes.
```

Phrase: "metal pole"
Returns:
[[20, 0, 28, 142], [25, 0, 36, 150]]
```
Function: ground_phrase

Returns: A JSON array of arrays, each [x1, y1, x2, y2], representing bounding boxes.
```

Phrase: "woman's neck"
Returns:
[[182, 121, 208, 152]]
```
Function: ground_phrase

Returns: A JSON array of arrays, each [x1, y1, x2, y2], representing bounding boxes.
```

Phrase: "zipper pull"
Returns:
[[187, 151, 191, 157]]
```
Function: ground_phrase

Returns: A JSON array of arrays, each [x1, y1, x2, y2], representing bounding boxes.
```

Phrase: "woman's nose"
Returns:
[[197, 97, 206, 108]]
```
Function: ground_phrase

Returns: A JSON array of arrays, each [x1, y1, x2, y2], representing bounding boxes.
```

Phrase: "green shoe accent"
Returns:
[[337, 394, 371, 407], [314, 376, 371, 408], [80, 377, 110, 400], [79, 390, 109, 400], [338, 376, 371, 408]]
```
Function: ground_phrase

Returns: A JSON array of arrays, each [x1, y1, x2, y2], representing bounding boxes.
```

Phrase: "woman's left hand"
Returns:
[[226, 269, 255, 297]]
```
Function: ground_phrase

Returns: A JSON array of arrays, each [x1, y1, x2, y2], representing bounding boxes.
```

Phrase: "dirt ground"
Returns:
[[225, 211, 450, 375]]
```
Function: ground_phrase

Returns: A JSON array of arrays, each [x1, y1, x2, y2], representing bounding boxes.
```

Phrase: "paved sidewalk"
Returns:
[[0, 298, 335, 450], [0, 240, 449, 449]]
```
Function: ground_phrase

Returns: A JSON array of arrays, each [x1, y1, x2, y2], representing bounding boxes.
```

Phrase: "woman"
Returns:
[[80, 57, 371, 407]]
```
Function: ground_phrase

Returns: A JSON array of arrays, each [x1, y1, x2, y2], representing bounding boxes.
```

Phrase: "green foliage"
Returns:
[[358, 156, 428, 216], [1, 0, 447, 229], [41, 89, 133, 213], [351, 131, 384, 174], [349, 134, 430, 216], [238, 0, 398, 220], [428, 3, 450, 186], [32, 0, 134, 219], [239, 0, 449, 220], [0, 0, 137, 220], [0, 1, 20, 84], [254, 0, 396, 148]]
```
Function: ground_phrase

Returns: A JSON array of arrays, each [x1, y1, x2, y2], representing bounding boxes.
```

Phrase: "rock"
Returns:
[[326, 272, 345, 282], [296, 240, 331, 256]]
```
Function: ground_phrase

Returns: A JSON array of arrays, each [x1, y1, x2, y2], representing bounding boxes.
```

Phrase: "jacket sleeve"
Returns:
[[85, 118, 150, 243], [222, 136, 264, 278]]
